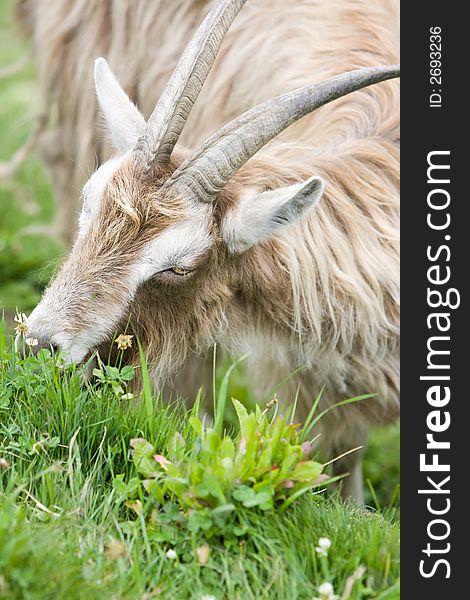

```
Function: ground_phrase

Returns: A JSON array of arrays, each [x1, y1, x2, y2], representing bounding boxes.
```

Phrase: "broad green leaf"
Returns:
[[92, 368, 105, 381], [130, 438, 157, 478], [203, 429, 221, 454], [291, 460, 323, 483], [232, 398, 249, 429], [189, 416, 203, 437], [120, 365, 135, 381], [188, 510, 212, 532], [219, 436, 235, 460], [232, 485, 255, 504], [105, 365, 120, 379], [202, 474, 226, 505]]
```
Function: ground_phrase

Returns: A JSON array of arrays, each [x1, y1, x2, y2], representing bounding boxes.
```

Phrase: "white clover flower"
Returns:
[[14, 311, 29, 336], [25, 338, 38, 347], [165, 548, 177, 560], [313, 581, 339, 600], [115, 334, 134, 350], [315, 536, 332, 557], [319, 582, 334, 595]]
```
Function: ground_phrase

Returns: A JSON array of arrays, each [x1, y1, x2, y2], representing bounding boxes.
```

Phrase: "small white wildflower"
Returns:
[[14, 311, 29, 337], [200, 596, 216, 600], [315, 536, 332, 557], [313, 581, 339, 600], [319, 582, 334, 595], [115, 334, 134, 350], [25, 338, 38, 347], [165, 548, 177, 560]]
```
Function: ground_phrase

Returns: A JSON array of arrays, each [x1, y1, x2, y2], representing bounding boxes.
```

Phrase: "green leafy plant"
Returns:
[[111, 351, 375, 552], [131, 398, 327, 511], [115, 391, 338, 549], [93, 363, 135, 400]]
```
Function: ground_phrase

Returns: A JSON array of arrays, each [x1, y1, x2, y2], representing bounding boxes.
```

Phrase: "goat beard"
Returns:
[[76, 265, 231, 395]]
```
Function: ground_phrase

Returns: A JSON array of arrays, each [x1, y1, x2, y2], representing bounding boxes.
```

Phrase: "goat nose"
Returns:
[[16, 335, 58, 359]]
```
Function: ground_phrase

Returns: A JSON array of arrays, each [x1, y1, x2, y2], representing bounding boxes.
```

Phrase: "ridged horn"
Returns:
[[133, 0, 246, 172], [165, 65, 400, 201]]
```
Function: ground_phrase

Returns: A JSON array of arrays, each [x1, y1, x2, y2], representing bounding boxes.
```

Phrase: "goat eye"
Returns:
[[170, 266, 192, 276]]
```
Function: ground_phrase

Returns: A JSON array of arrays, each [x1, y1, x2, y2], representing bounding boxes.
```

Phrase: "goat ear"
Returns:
[[94, 57, 146, 152], [222, 176, 324, 253]]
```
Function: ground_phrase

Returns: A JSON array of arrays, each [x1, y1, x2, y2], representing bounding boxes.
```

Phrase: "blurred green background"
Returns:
[[0, 0, 399, 508], [0, 0, 62, 324]]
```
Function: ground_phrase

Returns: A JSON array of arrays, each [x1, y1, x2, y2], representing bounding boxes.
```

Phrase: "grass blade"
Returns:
[[137, 338, 153, 420], [214, 354, 248, 435]]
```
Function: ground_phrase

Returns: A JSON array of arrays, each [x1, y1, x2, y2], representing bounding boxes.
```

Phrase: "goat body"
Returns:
[[18, 0, 400, 501]]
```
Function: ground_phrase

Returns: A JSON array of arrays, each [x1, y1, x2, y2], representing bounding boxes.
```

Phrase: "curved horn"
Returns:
[[165, 65, 400, 201], [134, 0, 246, 172]]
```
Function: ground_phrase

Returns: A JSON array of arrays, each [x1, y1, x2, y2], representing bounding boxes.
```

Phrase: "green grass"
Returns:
[[0, 332, 399, 599], [1, 1, 399, 596]]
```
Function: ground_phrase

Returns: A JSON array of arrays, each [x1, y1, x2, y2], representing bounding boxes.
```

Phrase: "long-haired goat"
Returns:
[[18, 0, 400, 501]]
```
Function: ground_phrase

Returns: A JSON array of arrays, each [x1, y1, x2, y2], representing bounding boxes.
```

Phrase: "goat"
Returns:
[[18, 0, 400, 502]]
